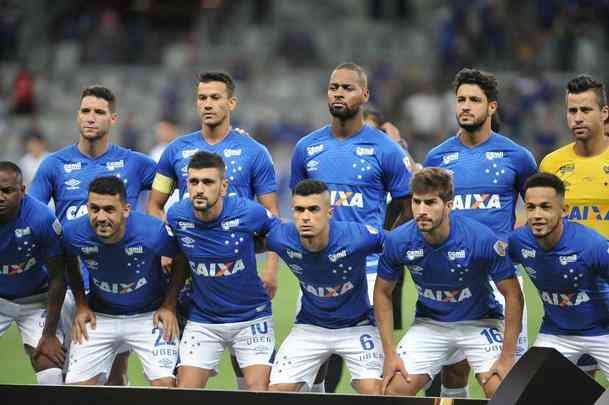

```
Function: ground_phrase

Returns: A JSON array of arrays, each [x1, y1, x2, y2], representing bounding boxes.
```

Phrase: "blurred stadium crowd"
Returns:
[[1, 0, 609, 211]]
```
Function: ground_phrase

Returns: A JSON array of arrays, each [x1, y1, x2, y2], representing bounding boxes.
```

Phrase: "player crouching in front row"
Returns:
[[374, 167, 524, 398]]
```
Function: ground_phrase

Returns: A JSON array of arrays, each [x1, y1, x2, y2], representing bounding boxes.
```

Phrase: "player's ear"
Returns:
[[123, 202, 131, 218], [446, 199, 453, 211], [601, 104, 609, 123], [561, 202, 568, 217], [220, 178, 229, 197], [110, 112, 119, 126], [362, 87, 369, 103], [228, 95, 237, 112], [488, 100, 497, 115]]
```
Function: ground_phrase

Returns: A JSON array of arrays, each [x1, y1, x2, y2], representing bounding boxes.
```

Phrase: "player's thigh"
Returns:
[[124, 312, 178, 382], [336, 325, 383, 384], [0, 310, 15, 339], [270, 324, 331, 388], [178, 320, 226, 371], [458, 320, 504, 375], [581, 334, 609, 378], [397, 319, 456, 378], [16, 305, 64, 349], [64, 314, 119, 384], [232, 316, 275, 369], [533, 333, 583, 364]]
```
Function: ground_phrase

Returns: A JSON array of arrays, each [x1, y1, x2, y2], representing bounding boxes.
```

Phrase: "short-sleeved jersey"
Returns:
[[29, 143, 157, 222], [266, 220, 384, 329], [154, 129, 277, 199], [378, 214, 515, 322], [61, 212, 178, 315], [539, 143, 609, 239], [166, 196, 278, 324], [0, 195, 63, 300], [508, 219, 609, 336], [424, 133, 537, 240], [290, 124, 411, 230]]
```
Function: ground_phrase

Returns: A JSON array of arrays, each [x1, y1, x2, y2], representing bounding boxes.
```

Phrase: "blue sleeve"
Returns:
[[156, 143, 176, 180], [482, 234, 515, 283], [422, 149, 439, 168], [589, 236, 609, 280], [136, 152, 158, 190], [289, 141, 307, 190], [377, 231, 403, 282], [381, 142, 411, 198], [251, 145, 278, 196], [34, 209, 63, 258], [506, 233, 522, 265], [361, 224, 385, 254], [263, 221, 283, 253], [248, 201, 280, 236], [28, 156, 55, 203], [60, 225, 79, 257], [156, 222, 179, 258], [514, 148, 538, 197]]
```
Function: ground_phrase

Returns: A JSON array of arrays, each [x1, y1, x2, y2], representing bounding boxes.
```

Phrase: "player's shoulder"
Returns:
[[228, 128, 269, 151], [508, 224, 532, 246], [568, 219, 606, 243], [62, 215, 90, 240], [164, 131, 201, 153], [41, 144, 78, 165], [387, 220, 418, 245], [540, 143, 576, 171], [425, 135, 460, 159], [489, 133, 535, 160], [454, 214, 498, 241], [129, 211, 164, 228], [294, 125, 331, 150], [113, 144, 156, 165], [166, 198, 193, 222]]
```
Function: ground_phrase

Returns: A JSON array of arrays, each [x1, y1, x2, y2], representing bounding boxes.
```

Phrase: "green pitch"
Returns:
[[1, 265, 607, 398]]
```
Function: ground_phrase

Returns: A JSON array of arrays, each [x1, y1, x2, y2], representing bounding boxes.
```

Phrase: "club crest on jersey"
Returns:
[[306, 160, 319, 172], [302, 281, 354, 297], [493, 241, 507, 257], [84, 259, 99, 270], [485, 151, 504, 160], [603, 165, 609, 175], [223, 148, 242, 158], [442, 153, 459, 165], [407, 265, 423, 275], [178, 221, 195, 230], [106, 160, 124, 171], [452, 193, 501, 210], [181, 236, 195, 248], [1, 257, 37, 275], [14, 227, 31, 238], [63, 162, 82, 173], [81, 246, 99, 254], [328, 249, 348, 262], [558, 163, 575, 175], [182, 149, 199, 158], [540, 290, 590, 307], [221, 218, 240, 231], [366, 225, 379, 235], [406, 249, 424, 260], [189, 259, 245, 277], [306, 144, 324, 156], [521, 248, 536, 259], [355, 146, 375, 156], [559, 254, 577, 265], [416, 285, 472, 302], [286, 249, 303, 260], [447, 250, 466, 260], [65, 178, 81, 190], [93, 276, 148, 294], [125, 246, 144, 256], [330, 191, 364, 208]]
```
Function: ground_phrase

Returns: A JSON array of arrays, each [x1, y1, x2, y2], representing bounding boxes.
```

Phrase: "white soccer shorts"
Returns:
[[534, 333, 609, 377], [397, 318, 504, 378], [65, 311, 178, 383], [0, 294, 64, 349], [179, 316, 275, 371], [270, 324, 383, 388]]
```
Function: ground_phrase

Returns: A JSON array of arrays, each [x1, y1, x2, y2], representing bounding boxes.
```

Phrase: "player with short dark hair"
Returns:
[[423, 68, 536, 397], [29, 85, 158, 385], [265, 179, 384, 394], [0, 161, 67, 385], [375, 167, 524, 398], [508, 173, 609, 378], [62, 176, 182, 386]]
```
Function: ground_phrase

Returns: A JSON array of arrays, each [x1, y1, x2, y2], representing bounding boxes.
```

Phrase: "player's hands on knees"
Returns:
[[154, 306, 179, 342], [161, 256, 174, 274], [484, 354, 516, 384], [260, 267, 278, 299], [34, 334, 65, 367], [381, 351, 409, 394], [72, 305, 96, 344]]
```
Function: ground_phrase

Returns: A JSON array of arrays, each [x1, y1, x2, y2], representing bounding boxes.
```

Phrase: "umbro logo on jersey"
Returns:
[[14, 227, 31, 238], [355, 147, 375, 156], [406, 249, 424, 260], [221, 218, 240, 231], [407, 265, 423, 275], [182, 149, 199, 158], [306, 160, 319, 172], [306, 144, 324, 156], [178, 221, 195, 230], [81, 246, 99, 254], [125, 246, 143, 256], [485, 151, 504, 160], [453, 193, 501, 210], [289, 263, 303, 274], [106, 160, 124, 171], [442, 153, 459, 165], [286, 249, 303, 260], [65, 178, 81, 190], [181, 237, 195, 247], [559, 254, 577, 265], [447, 250, 466, 260], [224, 149, 242, 158], [521, 249, 536, 259], [63, 162, 82, 173]]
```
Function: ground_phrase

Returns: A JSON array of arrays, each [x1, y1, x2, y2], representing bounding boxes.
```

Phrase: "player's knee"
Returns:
[[353, 379, 381, 395], [269, 383, 301, 392], [244, 374, 269, 391], [441, 360, 470, 388], [150, 377, 175, 387], [385, 378, 417, 396]]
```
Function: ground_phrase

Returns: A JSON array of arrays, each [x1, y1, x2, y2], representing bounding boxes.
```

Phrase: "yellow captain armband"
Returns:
[[152, 173, 175, 194]]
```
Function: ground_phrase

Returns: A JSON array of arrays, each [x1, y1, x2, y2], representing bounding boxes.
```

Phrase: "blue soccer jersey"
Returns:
[[508, 219, 609, 336], [266, 220, 384, 329], [290, 124, 411, 229], [156, 129, 277, 200], [378, 214, 515, 322], [0, 195, 63, 300], [61, 212, 178, 315], [29, 143, 157, 222], [423, 132, 537, 240], [166, 196, 278, 324]]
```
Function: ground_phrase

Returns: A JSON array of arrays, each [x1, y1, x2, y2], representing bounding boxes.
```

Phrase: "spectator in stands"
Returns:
[[19, 132, 48, 185]]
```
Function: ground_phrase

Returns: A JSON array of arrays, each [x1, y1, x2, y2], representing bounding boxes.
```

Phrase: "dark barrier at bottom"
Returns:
[[0, 384, 487, 405], [489, 347, 604, 405]]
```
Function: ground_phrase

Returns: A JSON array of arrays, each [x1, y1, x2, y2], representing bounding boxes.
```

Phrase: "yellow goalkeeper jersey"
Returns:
[[540, 142, 609, 238]]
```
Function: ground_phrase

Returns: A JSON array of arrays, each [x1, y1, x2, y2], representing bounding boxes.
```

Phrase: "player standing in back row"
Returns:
[[423, 68, 537, 397]]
